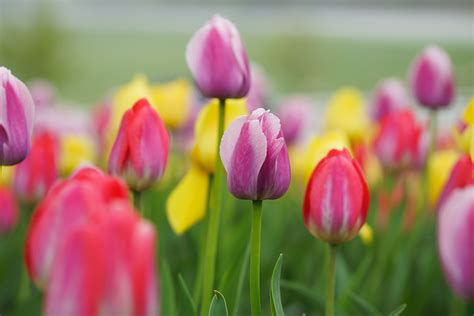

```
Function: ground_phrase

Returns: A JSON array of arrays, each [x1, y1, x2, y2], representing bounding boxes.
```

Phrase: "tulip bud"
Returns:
[[371, 78, 409, 122], [0, 67, 35, 166], [25, 166, 130, 287], [220, 108, 291, 200], [437, 186, 474, 299], [108, 98, 169, 192], [186, 15, 250, 99], [303, 149, 370, 244], [276, 96, 314, 145], [437, 154, 474, 210], [0, 186, 19, 234], [13, 131, 59, 202], [373, 109, 425, 170], [409, 45, 455, 109]]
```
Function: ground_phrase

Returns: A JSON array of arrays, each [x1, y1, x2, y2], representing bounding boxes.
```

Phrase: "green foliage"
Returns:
[[209, 291, 228, 316], [270, 254, 285, 316]]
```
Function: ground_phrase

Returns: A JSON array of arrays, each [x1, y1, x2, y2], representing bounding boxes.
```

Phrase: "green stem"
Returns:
[[429, 109, 438, 157], [132, 190, 142, 214], [200, 98, 226, 316], [250, 200, 262, 316], [326, 244, 337, 316]]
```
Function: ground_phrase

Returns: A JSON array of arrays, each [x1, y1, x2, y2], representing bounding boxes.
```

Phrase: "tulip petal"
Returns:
[[166, 165, 209, 235], [220, 116, 246, 173]]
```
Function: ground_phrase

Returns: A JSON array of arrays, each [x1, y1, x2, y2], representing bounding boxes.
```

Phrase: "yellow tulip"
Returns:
[[301, 130, 351, 183], [364, 151, 383, 189], [166, 165, 210, 235], [464, 98, 474, 125], [60, 134, 97, 175], [191, 98, 247, 173], [151, 79, 192, 129], [427, 150, 459, 207], [463, 98, 474, 161], [324, 88, 370, 142], [0, 166, 13, 185], [358, 223, 373, 245]]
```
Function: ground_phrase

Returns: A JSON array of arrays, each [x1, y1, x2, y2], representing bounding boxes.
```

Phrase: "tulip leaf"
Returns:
[[230, 242, 250, 316], [209, 290, 229, 316], [160, 259, 176, 316], [388, 303, 407, 316], [270, 254, 285, 316], [348, 291, 383, 316], [177, 273, 197, 316]]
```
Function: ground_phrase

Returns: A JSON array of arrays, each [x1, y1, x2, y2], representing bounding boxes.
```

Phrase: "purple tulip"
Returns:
[[276, 96, 314, 145], [220, 108, 291, 200], [186, 15, 250, 99], [371, 78, 409, 122], [438, 185, 474, 299], [409, 45, 455, 109], [0, 67, 35, 166]]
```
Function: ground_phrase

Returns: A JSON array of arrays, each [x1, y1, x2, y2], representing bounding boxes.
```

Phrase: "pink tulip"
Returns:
[[246, 65, 268, 112], [276, 96, 313, 145], [371, 78, 409, 122], [0, 186, 19, 234], [45, 203, 159, 316], [220, 108, 291, 200], [108, 98, 169, 192], [0, 67, 35, 165], [186, 15, 250, 99], [303, 149, 370, 244], [13, 131, 59, 202], [438, 185, 474, 299], [437, 154, 474, 210], [28, 79, 56, 109], [373, 109, 426, 170], [25, 166, 130, 287], [409, 45, 455, 109]]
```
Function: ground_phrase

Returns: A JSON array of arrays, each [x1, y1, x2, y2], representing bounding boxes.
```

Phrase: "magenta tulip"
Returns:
[[0, 67, 35, 165], [0, 186, 19, 234], [438, 185, 474, 299], [276, 96, 313, 145], [371, 78, 409, 122], [220, 108, 291, 200], [108, 98, 169, 192], [303, 149, 370, 244], [409, 45, 455, 109], [186, 15, 250, 99]]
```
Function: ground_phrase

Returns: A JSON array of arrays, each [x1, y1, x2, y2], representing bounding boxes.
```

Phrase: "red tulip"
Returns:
[[303, 149, 370, 244], [13, 131, 59, 202], [0, 186, 19, 234], [25, 166, 129, 286], [108, 98, 169, 192]]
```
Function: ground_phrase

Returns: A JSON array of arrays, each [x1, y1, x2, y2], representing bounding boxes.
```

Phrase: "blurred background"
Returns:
[[1, 0, 472, 105]]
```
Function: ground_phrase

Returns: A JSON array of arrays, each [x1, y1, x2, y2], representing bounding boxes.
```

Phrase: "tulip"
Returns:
[[44, 203, 159, 316], [437, 154, 474, 210], [166, 98, 247, 234], [303, 148, 369, 316], [13, 131, 59, 202], [0, 67, 35, 166], [324, 88, 369, 142], [409, 45, 454, 109], [462, 98, 474, 161], [186, 15, 250, 99], [353, 142, 383, 189], [303, 148, 370, 244], [28, 79, 56, 109], [60, 134, 97, 176], [276, 96, 314, 145], [370, 78, 409, 122], [0, 186, 19, 234], [426, 150, 459, 208], [220, 108, 291, 200], [25, 166, 130, 287], [373, 109, 425, 170], [151, 78, 192, 129], [108, 98, 169, 193], [437, 185, 474, 299], [246, 64, 268, 112], [92, 99, 112, 159], [0, 165, 13, 185]]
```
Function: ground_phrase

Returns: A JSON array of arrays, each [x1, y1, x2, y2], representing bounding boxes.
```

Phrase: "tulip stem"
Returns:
[[326, 244, 337, 316], [132, 190, 142, 214], [429, 109, 437, 156], [250, 200, 262, 316], [200, 98, 226, 316]]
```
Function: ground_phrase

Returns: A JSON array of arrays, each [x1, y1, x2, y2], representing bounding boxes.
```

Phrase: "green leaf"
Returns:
[[177, 274, 197, 316], [388, 303, 407, 316], [209, 290, 229, 316], [231, 242, 250, 316], [160, 259, 176, 316], [348, 291, 383, 316], [270, 254, 285, 316]]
